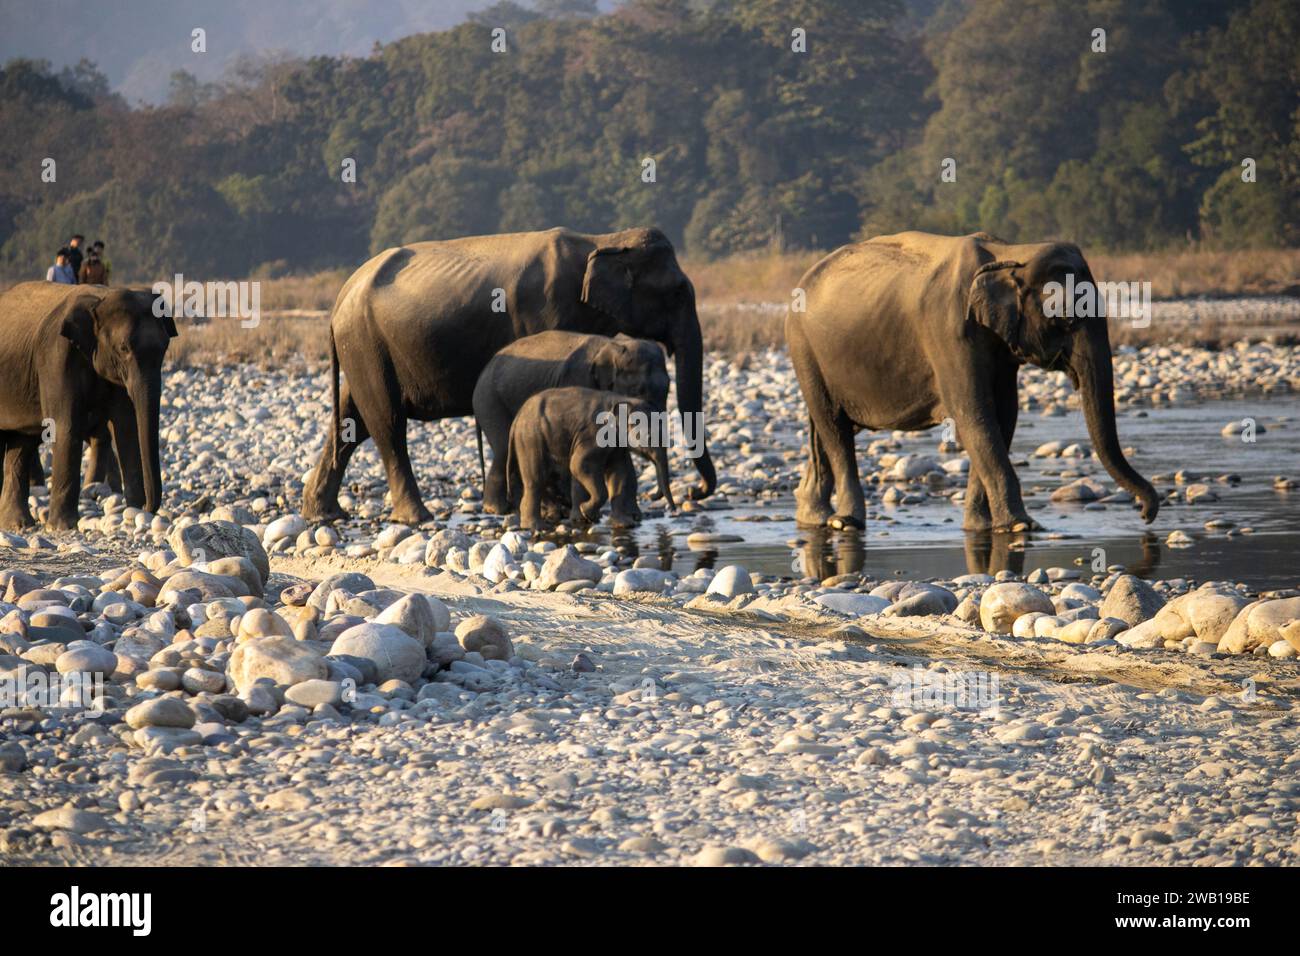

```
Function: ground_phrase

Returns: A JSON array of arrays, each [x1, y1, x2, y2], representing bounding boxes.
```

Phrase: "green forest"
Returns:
[[1, 0, 1296, 281]]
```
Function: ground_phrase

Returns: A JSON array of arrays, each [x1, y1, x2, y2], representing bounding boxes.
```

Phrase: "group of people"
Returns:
[[45, 234, 111, 285]]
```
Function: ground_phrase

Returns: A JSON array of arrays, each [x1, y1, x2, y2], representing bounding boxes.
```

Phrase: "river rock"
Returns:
[[1218, 597, 1300, 655], [1099, 574, 1166, 627], [537, 545, 602, 590], [237, 607, 294, 641], [168, 520, 269, 588], [980, 583, 1054, 633], [228, 635, 328, 692], [454, 614, 513, 661], [125, 696, 196, 730], [284, 679, 344, 708], [263, 514, 308, 547], [307, 572, 375, 611], [480, 543, 519, 584], [707, 565, 755, 599], [55, 644, 117, 678], [330, 623, 426, 683], [374, 593, 439, 647]]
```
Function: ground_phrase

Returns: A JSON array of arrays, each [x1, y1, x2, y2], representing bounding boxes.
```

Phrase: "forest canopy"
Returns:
[[1, 0, 1295, 281]]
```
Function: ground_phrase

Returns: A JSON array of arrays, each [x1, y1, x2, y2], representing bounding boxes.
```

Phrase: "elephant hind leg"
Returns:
[[303, 382, 369, 521], [83, 421, 122, 494], [0, 434, 38, 530], [795, 416, 835, 527], [796, 386, 862, 529]]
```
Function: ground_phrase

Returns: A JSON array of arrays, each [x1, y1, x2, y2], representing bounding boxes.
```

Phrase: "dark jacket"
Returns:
[[79, 255, 106, 285]]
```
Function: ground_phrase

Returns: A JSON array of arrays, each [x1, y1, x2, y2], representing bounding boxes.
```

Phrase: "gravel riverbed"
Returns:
[[1, 340, 1297, 865]]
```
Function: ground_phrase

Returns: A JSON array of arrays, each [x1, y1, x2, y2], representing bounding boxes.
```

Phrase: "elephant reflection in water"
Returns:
[[793, 529, 1027, 580]]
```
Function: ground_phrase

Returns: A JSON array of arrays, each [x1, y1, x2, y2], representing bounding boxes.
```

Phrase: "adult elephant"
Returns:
[[302, 227, 715, 524], [0, 283, 175, 530], [786, 231, 1159, 532]]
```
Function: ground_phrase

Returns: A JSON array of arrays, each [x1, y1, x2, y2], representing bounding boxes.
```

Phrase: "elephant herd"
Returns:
[[0, 225, 1159, 541]]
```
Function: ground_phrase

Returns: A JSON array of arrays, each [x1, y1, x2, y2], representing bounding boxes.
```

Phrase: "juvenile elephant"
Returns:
[[786, 231, 1159, 533], [473, 330, 670, 514], [0, 283, 176, 530], [302, 227, 714, 526], [506, 387, 676, 530]]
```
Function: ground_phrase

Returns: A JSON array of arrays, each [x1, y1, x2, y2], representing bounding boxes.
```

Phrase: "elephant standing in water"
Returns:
[[786, 232, 1159, 532], [0, 283, 175, 530], [302, 227, 715, 525]]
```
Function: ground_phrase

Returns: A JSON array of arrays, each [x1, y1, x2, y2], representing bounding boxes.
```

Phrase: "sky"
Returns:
[[0, 0, 497, 103]]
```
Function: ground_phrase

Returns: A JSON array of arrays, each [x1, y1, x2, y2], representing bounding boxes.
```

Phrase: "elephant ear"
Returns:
[[581, 246, 634, 321], [144, 290, 178, 337], [589, 341, 618, 391], [968, 260, 1025, 353], [56, 294, 102, 360]]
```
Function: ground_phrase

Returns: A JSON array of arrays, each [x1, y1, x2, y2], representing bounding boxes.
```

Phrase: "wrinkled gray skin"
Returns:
[[506, 387, 676, 531], [786, 231, 1159, 532], [0, 283, 176, 530], [473, 330, 670, 514], [303, 227, 713, 525]]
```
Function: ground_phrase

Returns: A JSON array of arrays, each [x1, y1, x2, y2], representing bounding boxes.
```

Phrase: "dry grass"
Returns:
[[166, 315, 331, 368], [253, 269, 349, 311], [1089, 248, 1300, 299]]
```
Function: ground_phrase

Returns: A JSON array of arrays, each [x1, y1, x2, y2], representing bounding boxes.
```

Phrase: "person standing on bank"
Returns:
[[66, 234, 85, 281], [45, 248, 76, 284]]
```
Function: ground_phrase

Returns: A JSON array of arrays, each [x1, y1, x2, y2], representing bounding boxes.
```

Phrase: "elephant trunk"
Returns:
[[652, 443, 676, 513], [129, 368, 163, 514], [1069, 320, 1158, 523], [670, 304, 716, 499]]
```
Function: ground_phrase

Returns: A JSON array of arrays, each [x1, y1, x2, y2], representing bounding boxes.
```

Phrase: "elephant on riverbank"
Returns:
[[786, 231, 1159, 532], [473, 330, 670, 513], [302, 227, 714, 525], [0, 283, 175, 530], [506, 387, 676, 531]]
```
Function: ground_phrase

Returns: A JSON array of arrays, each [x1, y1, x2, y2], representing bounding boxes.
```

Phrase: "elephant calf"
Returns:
[[473, 330, 669, 514], [506, 387, 675, 531]]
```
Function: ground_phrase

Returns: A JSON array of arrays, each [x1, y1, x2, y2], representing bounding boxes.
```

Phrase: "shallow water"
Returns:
[[603, 394, 1299, 590]]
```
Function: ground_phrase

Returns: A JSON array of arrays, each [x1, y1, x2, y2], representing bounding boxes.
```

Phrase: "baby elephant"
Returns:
[[474, 331, 670, 515], [507, 387, 676, 530]]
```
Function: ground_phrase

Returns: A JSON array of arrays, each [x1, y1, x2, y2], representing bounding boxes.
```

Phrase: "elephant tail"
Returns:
[[504, 427, 518, 510], [476, 421, 486, 491], [328, 324, 340, 466]]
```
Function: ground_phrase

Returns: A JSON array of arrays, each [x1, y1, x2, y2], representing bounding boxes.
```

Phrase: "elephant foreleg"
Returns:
[[105, 398, 143, 506], [961, 368, 1029, 532], [45, 415, 84, 531], [570, 447, 607, 525], [945, 377, 1030, 534], [606, 454, 641, 528], [480, 399, 514, 516]]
